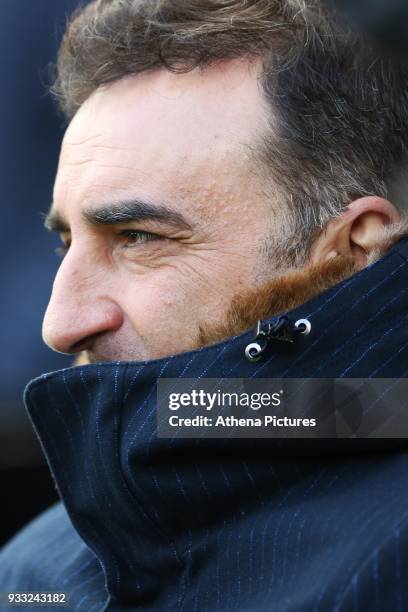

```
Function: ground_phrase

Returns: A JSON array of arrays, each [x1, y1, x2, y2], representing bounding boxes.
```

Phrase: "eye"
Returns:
[[53, 230, 163, 259], [120, 229, 162, 247]]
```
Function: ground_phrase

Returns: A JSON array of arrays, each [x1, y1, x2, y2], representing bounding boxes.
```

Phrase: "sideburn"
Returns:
[[195, 216, 408, 348], [194, 252, 356, 347]]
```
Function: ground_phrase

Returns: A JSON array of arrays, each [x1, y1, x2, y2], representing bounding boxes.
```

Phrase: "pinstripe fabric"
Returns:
[[0, 239, 407, 612]]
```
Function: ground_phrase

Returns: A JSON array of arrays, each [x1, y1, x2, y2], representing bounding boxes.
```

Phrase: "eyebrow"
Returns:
[[43, 198, 193, 233]]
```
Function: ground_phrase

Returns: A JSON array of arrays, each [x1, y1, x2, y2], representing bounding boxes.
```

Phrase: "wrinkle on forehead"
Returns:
[[54, 57, 268, 218], [63, 56, 265, 152]]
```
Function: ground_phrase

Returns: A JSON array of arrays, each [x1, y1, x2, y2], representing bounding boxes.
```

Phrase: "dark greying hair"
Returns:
[[51, 0, 408, 262]]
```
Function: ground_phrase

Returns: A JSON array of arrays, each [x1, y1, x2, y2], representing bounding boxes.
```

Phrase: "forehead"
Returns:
[[54, 57, 267, 215]]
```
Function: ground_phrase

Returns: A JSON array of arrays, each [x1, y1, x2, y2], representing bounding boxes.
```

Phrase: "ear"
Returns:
[[309, 196, 401, 269]]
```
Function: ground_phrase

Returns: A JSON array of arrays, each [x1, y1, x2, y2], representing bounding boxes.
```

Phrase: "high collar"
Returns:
[[23, 237, 408, 607]]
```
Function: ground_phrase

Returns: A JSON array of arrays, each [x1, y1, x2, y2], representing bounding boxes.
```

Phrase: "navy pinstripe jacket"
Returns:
[[0, 238, 407, 612]]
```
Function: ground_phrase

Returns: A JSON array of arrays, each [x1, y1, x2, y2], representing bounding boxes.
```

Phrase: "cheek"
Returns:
[[118, 274, 192, 329], [106, 245, 261, 358], [115, 261, 222, 347], [118, 276, 201, 356], [113, 240, 257, 339], [117, 248, 253, 317], [118, 271, 191, 323]]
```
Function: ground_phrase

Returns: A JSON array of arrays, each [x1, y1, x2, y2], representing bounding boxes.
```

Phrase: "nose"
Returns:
[[42, 252, 124, 355]]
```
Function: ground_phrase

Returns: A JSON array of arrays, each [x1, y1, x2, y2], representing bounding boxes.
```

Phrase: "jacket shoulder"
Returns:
[[0, 502, 89, 590], [0, 502, 108, 611]]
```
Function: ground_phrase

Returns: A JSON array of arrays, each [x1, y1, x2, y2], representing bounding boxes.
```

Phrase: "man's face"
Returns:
[[43, 58, 284, 363]]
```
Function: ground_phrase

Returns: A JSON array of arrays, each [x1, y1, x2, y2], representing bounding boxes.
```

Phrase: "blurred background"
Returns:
[[0, 0, 81, 546]]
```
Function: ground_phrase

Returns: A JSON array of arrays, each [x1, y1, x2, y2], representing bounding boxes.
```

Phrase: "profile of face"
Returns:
[[43, 58, 284, 363], [43, 56, 400, 363]]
